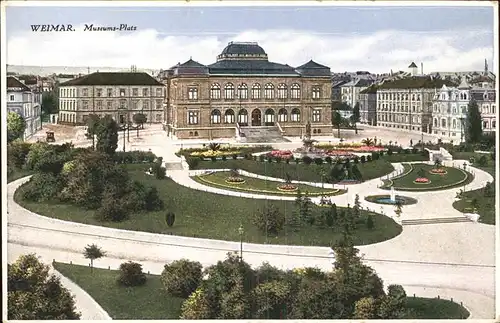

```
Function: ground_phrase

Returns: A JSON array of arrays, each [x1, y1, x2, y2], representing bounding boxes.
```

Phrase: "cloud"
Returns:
[[7, 24, 494, 74]]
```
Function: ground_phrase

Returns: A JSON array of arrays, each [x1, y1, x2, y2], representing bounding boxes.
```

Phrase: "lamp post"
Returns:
[[238, 224, 244, 261], [462, 162, 467, 193]]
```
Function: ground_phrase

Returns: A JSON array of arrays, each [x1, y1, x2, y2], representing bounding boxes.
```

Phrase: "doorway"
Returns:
[[119, 115, 125, 124], [251, 109, 261, 126]]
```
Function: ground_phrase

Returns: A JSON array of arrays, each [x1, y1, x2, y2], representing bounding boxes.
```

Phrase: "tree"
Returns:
[[351, 164, 363, 181], [161, 259, 203, 298], [133, 113, 147, 137], [86, 114, 100, 150], [166, 212, 176, 227], [394, 201, 403, 217], [353, 194, 361, 224], [41, 91, 58, 115], [117, 261, 147, 286], [299, 192, 314, 225], [253, 204, 286, 235], [350, 102, 360, 134], [7, 111, 27, 142], [251, 280, 292, 319], [366, 213, 374, 229], [180, 287, 212, 319], [477, 155, 487, 166], [332, 111, 342, 138], [353, 297, 377, 319], [377, 284, 407, 319], [361, 138, 374, 146], [465, 99, 483, 144], [8, 254, 81, 320], [83, 244, 105, 273], [95, 115, 119, 155]]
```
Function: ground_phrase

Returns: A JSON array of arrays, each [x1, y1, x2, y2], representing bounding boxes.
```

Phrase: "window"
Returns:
[[144, 101, 149, 110], [312, 86, 321, 99], [210, 83, 221, 99], [132, 88, 138, 96], [291, 108, 300, 122], [238, 109, 248, 125], [224, 83, 235, 99], [82, 101, 89, 110], [211, 109, 221, 124], [441, 119, 446, 127], [278, 108, 288, 122], [156, 100, 162, 109], [119, 88, 126, 97], [143, 88, 149, 96], [483, 121, 488, 129], [107, 101, 112, 110], [264, 109, 275, 124], [119, 99, 126, 109], [238, 83, 248, 99], [82, 88, 89, 96], [9, 95, 14, 101], [132, 100, 139, 110], [156, 114, 162, 122], [96, 88, 102, 97], [96, 101, 102, 110], [188, 87, 198, 100], [107, 88, 113, 97], [264, 83, 274, 99], [224, 109, 235, 123], [156, 88, 163, 97], [312, 109, 321, 122], [277, 83, 287, 99], [252, 83, 261, 99], [452, 119, 456, 129], [188, 111, 199, 125], [493, 121, 496, 128], [291, 84, 300, 99]]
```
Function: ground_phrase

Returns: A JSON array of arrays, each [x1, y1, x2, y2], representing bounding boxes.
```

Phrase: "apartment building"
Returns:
[[338, 78, 373, 108], [376, 76, 455, 133], [7, 76, 42, 139], [359, 84, 378, 125], [472, 88, 496, 135], [58, 72, 166, 125]]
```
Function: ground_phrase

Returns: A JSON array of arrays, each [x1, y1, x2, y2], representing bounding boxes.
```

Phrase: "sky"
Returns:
[[5, 3, 496, 74]]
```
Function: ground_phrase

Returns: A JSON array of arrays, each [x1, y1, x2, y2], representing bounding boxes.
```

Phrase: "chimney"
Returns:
[[421, 62, 424, 75]]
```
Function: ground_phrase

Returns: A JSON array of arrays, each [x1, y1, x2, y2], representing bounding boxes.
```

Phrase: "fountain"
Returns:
[[390, 187, 396, 203]]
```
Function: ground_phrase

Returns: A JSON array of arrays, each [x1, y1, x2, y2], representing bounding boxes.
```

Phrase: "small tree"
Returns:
[[86, 114, 100, 150], [161, 259, 203, 298], [353, 194, 361, 224], [117, 261, 147, 286], [332, 111, 342, 138], [133, 112, 147, 131], [366, 213, 374, 229], [95, 115, 119, 155], [300, 192, 314, 225], [166, 212, 176, 227], [465, 99, 483, 144], [253, 204, 286, 235], [353, 297, 377, 319], [83, 244, 105, 273], [7, 112, 26, 142], [477, 155, 487, 167], [350, 102, 360, 134]]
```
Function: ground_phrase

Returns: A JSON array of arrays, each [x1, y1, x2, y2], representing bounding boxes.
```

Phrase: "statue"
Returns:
[[302, 121, 314, 152], [305, 121, 312, 140]]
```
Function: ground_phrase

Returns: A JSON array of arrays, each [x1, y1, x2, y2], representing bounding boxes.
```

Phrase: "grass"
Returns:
[[54, 262, 469, 320], [192, 171, 346, 196], [390, 163, 473, 191], [15, 164, 402, 246], [452, 153, 496, 225], [192, 159, 394, 183], [403, 297, 469, 319], [7, 167, 34, 183], [53, 262, 184, 320], [382, 153, 429, 163]]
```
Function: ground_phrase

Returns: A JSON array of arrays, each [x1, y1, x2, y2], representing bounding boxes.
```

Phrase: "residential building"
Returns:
[[359, 84, 378, 125], [57, 72, 166, 125], [331, 80, 349, 102], [338, 78, 373, 108], [161, 41, 332, 139], [471, 88, 496, 135], [7, 76, 42, 139], [376, 76, 455, 133]]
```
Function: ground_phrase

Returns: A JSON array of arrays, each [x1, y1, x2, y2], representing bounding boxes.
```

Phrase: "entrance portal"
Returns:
[[251, 109, 261, 126]]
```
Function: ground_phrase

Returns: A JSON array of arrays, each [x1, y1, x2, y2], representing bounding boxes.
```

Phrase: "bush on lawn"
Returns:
[[113, 151, 156, 164], [21, 172, 65, 202], [161, 259, 203, 298], [95, 190, 128, 222], [302, 156, 313, 165], [360, 155, 366, 163], [117, 261, 147, 287], [253, 204, 285, 235], [186, 157, 200, 170], [152, 163, 166, 179], [314, 157, 323, 165], [325, 156, 333, 164], [7, 141, 32, 168]]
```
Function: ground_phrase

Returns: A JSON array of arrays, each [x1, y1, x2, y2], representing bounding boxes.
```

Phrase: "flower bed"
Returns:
[[277, 184, 298, 192], [191, 150, 241, 158], [429, 168, 447, 175], [413, 177, 431, 184], [314, 143, 386, 152], [225, 177, 246, 184]]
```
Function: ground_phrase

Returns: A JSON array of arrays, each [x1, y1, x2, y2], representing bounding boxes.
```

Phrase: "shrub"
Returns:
[[379, 151, 384, 157], [117, 261, 147, 287], [387, 149, 393, 156], [360, 155, 366, 163], [21, 173, 63, 202], [259, 154, 265, 162], [95, 193, 128, 222], [7, 141, 32, 168], [166, 212, 176, 227], [367, 155, 372, 162], [366, 213, 374, 229], [253, 204, 285, 235], [285, 159, 290, 164], [144, 186, 164, 211], [211, 156, 217, 162], [221, 155, 227, 161], [477, 155, 488, 167], [232, 154, 238, 160], [275, 156, 282, 163], [314, 157, 323, 165], [302, 156, 313, 165], [161, 259, 203, 298], [325, 156, 332, 164], [353, 156, 359, 164], [186, 157, 199, 170], [154, 166, 166, 179], [371, 152, 379, 160]]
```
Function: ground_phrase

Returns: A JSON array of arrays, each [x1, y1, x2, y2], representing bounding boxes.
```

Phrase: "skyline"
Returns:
[[5, 4, 496, 74]]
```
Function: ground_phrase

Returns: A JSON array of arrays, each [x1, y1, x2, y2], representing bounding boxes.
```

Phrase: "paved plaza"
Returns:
[[7, 125, 496, 319]]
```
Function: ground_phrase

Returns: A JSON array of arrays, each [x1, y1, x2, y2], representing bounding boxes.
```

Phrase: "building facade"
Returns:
[[339, 78, 373, 108], [376, 77, 455, 133], [359, 84, 378, 125], [57, 72, 166, 125], [472, 88, 496, 135], [7, 76, 42, 140], [161, 42, 332, 139]]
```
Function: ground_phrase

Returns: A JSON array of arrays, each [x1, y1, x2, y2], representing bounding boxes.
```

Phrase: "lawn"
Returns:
[[191, 159, 394, 183], [54, 262, 469, 320], [389, 163, 473, 191], [452, 152, 496, 225], [382, 153, 429, 163], [15, 164, 402, 246], [53, 262, 184, 320], [192, 171, 346, 197], [7, 168, 34, 183]]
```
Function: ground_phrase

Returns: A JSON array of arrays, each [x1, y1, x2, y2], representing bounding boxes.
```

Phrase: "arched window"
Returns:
[[210, 83, 221, 99], [264, 83, 274, 99], [238, 109, 248, 126], [492, 121, 496, 129], [433, 118, 438, 127], [264, 108, 275, 126], [291, 108, 301, 122], [291, 83, 300, 99], [452, 119, 456, 129], [312, 86, 321, 99], [277, 83, 287, 99], [278, 108, 288, 122], [224, 109, 235, 123], [238, 83, 248, 99], [251, 83, 261, 99], [224, 83, 235, 100], [483, 121, 488, 129], [441, 119, 446, 128], [211, 109, 221, 124]]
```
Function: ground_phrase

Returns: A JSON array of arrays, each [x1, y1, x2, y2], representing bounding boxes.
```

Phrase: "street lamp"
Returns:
[[462, 162, 467, 193], [238, 224, 244, 261]]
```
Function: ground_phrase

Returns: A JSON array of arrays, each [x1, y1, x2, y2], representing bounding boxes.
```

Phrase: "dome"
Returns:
[[217, 42, 268, 61]]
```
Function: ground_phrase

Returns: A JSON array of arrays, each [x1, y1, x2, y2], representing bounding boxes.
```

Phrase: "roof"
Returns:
[[221, 42, 266, 56], [360, 84, 379, 94], [60, 72, 163, 86], [295, 60, 331, 77], [471, 90, 496, 101], [332, 80, 349, 88], [7, 76, 31, 92], [207, 60, 299, 76], [170, 59, 209, 75], [377, 76, 457, 90], [469, 75, 494, 84], [408, 62, 418, 68]]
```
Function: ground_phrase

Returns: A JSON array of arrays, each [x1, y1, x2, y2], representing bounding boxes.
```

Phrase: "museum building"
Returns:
[[159, 42, 333, 139]]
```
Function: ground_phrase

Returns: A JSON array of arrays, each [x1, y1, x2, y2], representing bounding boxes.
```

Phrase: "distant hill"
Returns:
[[7, 65, 158, 77]]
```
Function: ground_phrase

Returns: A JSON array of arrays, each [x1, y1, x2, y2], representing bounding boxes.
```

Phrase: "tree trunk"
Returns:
[[355, 124, 358, 135], [90, 259, 93, 273], [337, 126, 341, 138]]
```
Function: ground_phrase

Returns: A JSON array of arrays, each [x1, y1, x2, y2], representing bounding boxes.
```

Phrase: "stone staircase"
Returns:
[[239, 126, 289, 143], [402, 217, 472, 226]]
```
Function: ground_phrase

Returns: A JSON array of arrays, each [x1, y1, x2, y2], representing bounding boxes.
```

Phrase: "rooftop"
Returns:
[[378, 76, 457, 90], [60, 72, 163, 86], [7, 76, 32, 92]]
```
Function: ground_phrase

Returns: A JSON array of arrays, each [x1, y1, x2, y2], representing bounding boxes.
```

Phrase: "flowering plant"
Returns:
[[414, 177, 430, 183]]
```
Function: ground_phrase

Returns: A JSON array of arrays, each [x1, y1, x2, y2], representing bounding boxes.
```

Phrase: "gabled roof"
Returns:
[[408, 62, 418, 68], [60, 72, 163, 86], [295, 60, 331, 77], [171, 59, 209, 75], [7, 76, 31, 92]]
